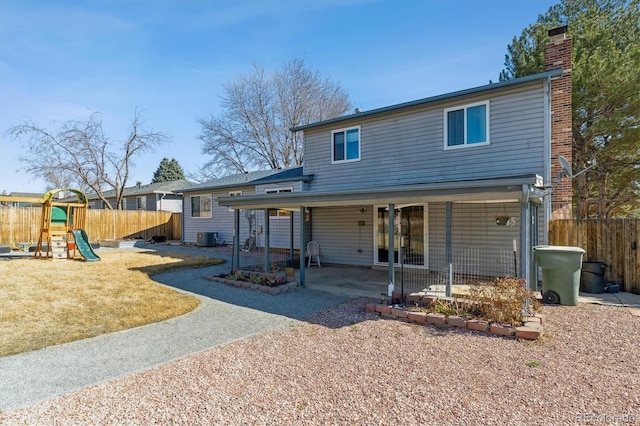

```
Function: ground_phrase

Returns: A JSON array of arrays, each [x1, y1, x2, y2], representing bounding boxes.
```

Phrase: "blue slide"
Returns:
[[71, 229, 101, 262]]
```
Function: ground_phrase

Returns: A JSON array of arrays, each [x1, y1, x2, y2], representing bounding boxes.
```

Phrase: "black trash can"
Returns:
[[580, 261, 606, 294]]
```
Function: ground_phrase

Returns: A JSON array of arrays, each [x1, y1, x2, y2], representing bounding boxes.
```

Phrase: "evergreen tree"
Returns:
[[501, 0, 640, 218], [151, 157, 185, 183]]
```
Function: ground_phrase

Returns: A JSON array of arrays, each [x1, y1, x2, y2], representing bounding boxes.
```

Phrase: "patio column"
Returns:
[[299, 206, 306, 286], [445, 202, 453, 297], [387, 203, 395, 293], [264, 208, 271, 272], [289, 211, 295, 267], [232, 209, 240, 271], [520, 185, 532, 288]]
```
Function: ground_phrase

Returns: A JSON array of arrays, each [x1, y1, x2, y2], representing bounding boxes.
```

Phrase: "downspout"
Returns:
[[445, 202, 453, 297], [542, 75, 552, 244]]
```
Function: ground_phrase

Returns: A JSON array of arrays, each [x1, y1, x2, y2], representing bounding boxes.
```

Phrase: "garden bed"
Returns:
[[205, 269, 299, 295], [366, 297, 543, 340], [368, 277, 544, 340]]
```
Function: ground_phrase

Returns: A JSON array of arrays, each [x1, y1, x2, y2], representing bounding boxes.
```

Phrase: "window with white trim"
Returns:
[[332, 126, 360, 163], [136, 196, 147, 210], [444, 101, 489, 149], [190, 194, 212, 218], [265, 188, 292, 217], [228, 191, 242, 211]]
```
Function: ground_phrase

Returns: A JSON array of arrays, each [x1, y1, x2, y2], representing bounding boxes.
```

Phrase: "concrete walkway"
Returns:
[[0, 247, 360, 411], [579, 291, 640, 316]]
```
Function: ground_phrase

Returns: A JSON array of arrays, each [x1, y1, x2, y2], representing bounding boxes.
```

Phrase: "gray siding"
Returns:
[[309, 206, 374, 266], [147, 195, 157, 211], [303, 83, 545, 191], [429, 202, 521, 277], [250, 211, 301, 249], [184, 180, 306, 246], [307, 202, 520, 275], [252, 180, 305, 249], [183, 186, 256, 244]]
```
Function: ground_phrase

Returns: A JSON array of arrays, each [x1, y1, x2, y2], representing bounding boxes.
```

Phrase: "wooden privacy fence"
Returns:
[[0, 206, 182, 243], [549, 219, 639, 294]]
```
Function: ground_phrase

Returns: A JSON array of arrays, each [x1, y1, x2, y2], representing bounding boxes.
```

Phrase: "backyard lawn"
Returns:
[[0, 250, 224, 356]]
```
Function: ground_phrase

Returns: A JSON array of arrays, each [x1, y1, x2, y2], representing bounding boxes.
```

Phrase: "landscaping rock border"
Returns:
[[205, 275, 299, 295], [365, 303, 543, 340]]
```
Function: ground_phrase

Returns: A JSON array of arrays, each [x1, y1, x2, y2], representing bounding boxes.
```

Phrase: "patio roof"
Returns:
[[217, 174, 541, 209]]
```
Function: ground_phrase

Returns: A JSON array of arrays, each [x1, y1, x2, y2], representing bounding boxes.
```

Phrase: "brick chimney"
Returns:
[[545, 25, 573, 219]]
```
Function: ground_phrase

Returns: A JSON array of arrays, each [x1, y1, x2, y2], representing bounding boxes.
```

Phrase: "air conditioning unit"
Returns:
[[196, 232, 219, 247]]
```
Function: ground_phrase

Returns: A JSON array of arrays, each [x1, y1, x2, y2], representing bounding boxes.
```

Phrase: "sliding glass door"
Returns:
[[376, 205, 427, 267]]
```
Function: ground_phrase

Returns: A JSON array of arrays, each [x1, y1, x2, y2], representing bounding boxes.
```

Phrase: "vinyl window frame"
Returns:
[[331, 125, 361, 163], [190, 194, 212, 218], [443, 101, 490, 150]]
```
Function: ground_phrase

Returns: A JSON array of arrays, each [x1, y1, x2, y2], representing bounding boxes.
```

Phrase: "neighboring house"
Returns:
[[180, 167, 310, 247], [218, 27, 574, 291], [0, 191, 45, 207], [85, 179, 195, 212]]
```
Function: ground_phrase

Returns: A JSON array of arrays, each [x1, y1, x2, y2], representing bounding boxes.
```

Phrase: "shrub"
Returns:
[[467, 277, 539, 326]]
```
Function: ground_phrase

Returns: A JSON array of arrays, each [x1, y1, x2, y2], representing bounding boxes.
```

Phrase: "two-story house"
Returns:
[[217, 27, 573, 295]]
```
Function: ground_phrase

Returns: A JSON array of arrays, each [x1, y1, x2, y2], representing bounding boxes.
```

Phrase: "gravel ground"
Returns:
[[2, 299, 638, 426]]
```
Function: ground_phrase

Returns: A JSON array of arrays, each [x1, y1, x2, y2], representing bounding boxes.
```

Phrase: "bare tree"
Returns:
[[197, 58, 352, 176], [7, 110, 168, 209]]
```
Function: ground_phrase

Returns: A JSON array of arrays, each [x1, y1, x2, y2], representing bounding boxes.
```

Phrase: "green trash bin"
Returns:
[[533, 246, 585, 306]]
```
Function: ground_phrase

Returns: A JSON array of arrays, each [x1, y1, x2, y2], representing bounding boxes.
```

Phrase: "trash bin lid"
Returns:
[[533, 245, 585, 254]]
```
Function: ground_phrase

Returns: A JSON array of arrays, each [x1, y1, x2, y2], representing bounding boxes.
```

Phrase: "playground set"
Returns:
[[0, 188, 100, 261]]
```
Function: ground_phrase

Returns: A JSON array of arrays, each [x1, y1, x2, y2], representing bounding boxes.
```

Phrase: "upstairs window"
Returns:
[[332, 126, 360, 163], [444, 102, 489, 149], [265, 188, 292, 217], [191, 194, 212, 218]]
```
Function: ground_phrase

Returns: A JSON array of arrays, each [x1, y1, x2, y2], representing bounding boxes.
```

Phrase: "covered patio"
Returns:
[[218, 174, 545, 300]]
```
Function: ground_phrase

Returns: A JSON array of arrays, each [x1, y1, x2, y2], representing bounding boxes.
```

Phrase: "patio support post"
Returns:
[[264, 208, 271, 272], [233, 209, 240, 271], [387, 203, 395, 292], [289, 211, 295, 267], [520, 186, 532, 288], [299, 206, 306, 286], [521, 185, 534, 318], [445, 202, 453, 297]]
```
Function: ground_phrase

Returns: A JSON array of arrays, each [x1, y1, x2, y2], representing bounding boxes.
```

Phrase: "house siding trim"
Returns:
[[219, 174, 540, 210]]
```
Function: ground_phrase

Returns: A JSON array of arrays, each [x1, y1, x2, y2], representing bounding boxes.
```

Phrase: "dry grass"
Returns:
[[0, 251, 224, 357]]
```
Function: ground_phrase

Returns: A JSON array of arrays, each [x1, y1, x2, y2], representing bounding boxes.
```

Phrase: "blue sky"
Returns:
[[0, 0, 557, 193]]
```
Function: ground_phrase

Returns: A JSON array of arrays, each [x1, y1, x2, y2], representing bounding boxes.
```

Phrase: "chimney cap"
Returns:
[[548, 25, 568, 39]]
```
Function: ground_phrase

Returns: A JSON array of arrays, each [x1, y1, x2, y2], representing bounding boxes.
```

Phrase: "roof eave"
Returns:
[[218, 174, 541, 209], [291, 70, 562, 132]]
